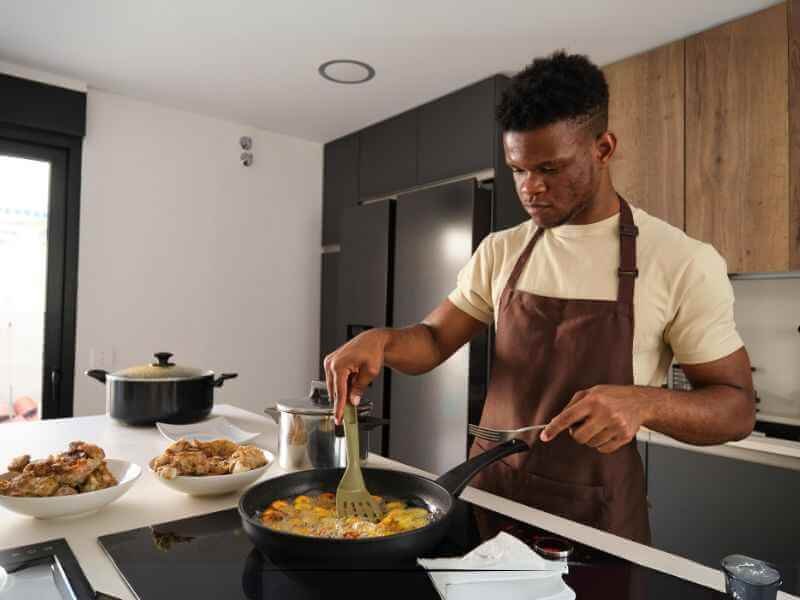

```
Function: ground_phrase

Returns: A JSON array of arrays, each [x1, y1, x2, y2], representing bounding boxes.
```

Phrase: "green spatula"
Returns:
[[336, 403, 384, 522]]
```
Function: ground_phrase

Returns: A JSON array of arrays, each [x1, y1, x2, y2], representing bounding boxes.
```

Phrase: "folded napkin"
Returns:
[[418, 532, 575, 600]]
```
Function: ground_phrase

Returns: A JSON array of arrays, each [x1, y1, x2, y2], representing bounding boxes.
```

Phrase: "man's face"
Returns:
[[503, 121, 603, 228]]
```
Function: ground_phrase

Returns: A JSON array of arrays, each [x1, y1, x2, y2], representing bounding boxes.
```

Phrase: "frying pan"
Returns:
[[238, 438, 528, 561]]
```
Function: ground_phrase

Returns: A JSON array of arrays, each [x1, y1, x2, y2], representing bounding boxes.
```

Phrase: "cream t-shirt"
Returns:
[[448, 206, 744, 386]]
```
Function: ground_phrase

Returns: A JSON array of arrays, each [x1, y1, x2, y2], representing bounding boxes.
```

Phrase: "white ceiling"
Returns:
[[0, 0, 779, 143]]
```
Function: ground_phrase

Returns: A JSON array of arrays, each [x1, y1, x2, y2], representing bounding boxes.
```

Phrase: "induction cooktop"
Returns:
[[98, 499, 728, 600]]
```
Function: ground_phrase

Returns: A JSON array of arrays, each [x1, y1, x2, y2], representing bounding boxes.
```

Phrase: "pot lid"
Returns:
[[111, 352, 211, 381], [276, 380, 371, 415]]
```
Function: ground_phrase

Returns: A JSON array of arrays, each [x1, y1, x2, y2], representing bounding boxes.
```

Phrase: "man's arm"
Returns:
[[325, 299, 486, 424], [541, 347, 755, 452]]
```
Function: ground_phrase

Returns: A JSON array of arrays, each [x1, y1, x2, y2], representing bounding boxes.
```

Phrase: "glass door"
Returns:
[[0, 138, 70, 423]]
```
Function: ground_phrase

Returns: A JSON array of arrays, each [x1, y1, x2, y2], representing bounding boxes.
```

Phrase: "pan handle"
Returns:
[[435, 438, 529, 497]]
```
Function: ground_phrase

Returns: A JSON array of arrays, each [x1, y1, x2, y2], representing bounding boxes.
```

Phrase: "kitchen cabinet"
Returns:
[[648, 443, 800, 593], [338, 201, 394, 454], [359, 110, 417, 200], [686, 4, 790, 273], [417, 77, 496, 185], [604, 41, 685, 229], [322, 134, 359, 245], [318, 251, 343, 378]]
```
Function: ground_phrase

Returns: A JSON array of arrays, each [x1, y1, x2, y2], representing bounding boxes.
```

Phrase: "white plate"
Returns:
[[156, 417, 261, 445], [149, 449, 274, 496], [0, 459, 141, 519]]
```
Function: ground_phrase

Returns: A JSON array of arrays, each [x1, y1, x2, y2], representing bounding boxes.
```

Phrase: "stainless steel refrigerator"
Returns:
[[389, 179, 491, 475]]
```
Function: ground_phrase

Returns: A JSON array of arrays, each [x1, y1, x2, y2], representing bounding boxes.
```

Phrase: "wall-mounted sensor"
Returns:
[[240, 136, 252, 150], [240, 152, 253, 167]]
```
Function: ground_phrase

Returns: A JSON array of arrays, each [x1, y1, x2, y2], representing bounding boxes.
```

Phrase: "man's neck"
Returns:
[[567, 184, 620, 226]]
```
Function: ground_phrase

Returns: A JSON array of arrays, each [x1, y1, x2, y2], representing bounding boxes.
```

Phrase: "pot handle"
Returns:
[[213, 373, 238, 388], [85, 369, 108, 384], [358, 416, 390, 431], [264, 407, 280, 424], [435, 438, 529, 497]]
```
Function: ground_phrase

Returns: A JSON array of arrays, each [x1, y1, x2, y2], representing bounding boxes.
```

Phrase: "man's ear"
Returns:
[[594, 131, 617, 165]]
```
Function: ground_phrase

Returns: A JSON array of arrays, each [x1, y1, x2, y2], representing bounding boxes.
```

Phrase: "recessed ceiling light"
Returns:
[[318, 60, 375, 84]]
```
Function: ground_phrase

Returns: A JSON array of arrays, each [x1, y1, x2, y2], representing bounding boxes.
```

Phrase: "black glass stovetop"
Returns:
[[98, 500, 728, 600]]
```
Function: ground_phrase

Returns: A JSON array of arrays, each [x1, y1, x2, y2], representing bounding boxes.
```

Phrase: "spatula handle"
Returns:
[[343, 403, 364, 480]]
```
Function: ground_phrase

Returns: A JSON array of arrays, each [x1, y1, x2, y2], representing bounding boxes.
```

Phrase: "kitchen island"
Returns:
[[0, 404, 795, 599]]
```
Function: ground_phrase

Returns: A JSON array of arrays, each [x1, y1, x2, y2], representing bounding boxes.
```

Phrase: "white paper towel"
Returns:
[[417, 532, 575, 600]]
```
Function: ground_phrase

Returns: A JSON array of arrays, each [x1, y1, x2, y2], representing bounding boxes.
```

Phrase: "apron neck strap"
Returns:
[[506, 225, 545, 291], [616, 194, 638, 306]]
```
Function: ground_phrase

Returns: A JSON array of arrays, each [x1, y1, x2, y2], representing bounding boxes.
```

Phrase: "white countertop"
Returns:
[[0, 405, 796, 600]]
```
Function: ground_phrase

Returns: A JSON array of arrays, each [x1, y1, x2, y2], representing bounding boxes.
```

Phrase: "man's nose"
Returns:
[[519, 173, 546, 198]]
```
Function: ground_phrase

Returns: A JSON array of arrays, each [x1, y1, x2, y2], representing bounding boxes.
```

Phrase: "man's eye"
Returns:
[[510, 167, 523, 174], [541, 167, 559, 175]]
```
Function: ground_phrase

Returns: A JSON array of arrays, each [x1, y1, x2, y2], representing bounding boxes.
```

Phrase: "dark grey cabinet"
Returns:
[[417, 78, 496, 185], [648, 443, 800, 595], [338, 202, 394, 454], [322, 134, 359, 245], [318, 251, 343, 378], [359, 110, 417, 199]]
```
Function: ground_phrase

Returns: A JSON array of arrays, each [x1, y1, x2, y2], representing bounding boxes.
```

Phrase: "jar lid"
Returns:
[[111, 352, 211, 381], [275, 380, 371, 416], [722, 555, 781, 587]]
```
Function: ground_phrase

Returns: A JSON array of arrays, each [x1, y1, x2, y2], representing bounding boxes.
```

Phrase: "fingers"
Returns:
[[333, 365, 352, 425], [540, 401, 592, 442], [349, 367, 377, 406], [569, 418, 605, 445], [595, 437, 625, 454], [585, 429, 616, 449]]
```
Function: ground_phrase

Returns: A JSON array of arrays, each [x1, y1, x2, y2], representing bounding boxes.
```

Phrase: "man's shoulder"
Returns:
[[632, 206, 719, 270], [484, 219, 534, 252]]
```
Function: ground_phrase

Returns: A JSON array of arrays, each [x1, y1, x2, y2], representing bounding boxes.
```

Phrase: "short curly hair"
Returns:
[[496, 50, 608, 137]]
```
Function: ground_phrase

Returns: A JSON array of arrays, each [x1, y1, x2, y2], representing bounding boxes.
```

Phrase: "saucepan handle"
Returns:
[[85, 369, 108, 384], [435, 438, 529, 497], [213, 373, 238, 388]]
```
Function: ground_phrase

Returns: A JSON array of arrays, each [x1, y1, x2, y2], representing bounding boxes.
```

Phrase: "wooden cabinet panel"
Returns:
[[604, 41, 685, 229], [322, 134, 359, 245], [686, 5, 789, 273], [417, 78, 495, 184], [790, 0, 800, 270], [359, 111, 417, 199]]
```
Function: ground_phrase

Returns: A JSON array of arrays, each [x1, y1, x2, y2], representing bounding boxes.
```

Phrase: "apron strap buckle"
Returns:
[[620, 223, 639, 237], [618, 268, 639, 278]]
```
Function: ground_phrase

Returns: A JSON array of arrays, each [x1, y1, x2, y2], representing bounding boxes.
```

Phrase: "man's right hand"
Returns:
[[324, 329, 388, 425]]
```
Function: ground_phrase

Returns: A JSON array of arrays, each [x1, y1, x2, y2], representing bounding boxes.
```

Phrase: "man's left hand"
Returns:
[[540, 385, 654, 453]]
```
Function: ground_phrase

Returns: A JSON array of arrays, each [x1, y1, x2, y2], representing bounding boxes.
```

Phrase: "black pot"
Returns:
[[85, 352, 237, 426]]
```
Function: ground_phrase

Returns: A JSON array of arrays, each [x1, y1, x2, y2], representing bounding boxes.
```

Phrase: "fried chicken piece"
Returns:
[[22, 458, 55, 477], [8, 454, 30, 472], [171, 451, 210, 476], [195, 439, 239, 459], [6, 474, 60, 497], [51, 457, 102, 487], [0, 478, 11, 495], [155, 466, 178, 480], [229, 445, 267, 473], [165, 438, 195, 454], [68, 441, 105, 460], [54, 485, 78, 496], [80, 462, 117, 492], [206, 457, 230, 475]]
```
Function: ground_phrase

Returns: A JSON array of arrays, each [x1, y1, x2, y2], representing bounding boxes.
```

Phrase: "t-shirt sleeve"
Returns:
[[447, 234, 495, 325], [664, 244, 744, 365]]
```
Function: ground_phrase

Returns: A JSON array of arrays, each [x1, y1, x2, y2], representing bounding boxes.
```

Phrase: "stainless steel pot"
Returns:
[[265, 380, 388, 470], [85, 352, 237, 425]]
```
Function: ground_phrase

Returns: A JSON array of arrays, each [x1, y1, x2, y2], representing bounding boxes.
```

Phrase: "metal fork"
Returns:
[[468, 423, 548, 443]]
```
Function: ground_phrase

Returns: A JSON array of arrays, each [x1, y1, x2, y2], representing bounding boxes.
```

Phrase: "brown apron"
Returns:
[[469, 196, 650, 544]]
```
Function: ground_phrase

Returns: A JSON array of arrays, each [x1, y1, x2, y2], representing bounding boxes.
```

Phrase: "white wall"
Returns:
[[75, 90, 322, 416], [731, 278, 800, 418]]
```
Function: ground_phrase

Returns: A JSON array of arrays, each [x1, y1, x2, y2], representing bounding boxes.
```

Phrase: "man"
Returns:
[[324, 51, 754, 544]]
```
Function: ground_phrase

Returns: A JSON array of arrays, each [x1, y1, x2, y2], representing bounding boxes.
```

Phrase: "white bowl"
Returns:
[[149, 449, 274, 496], [156, 417, 261, 445], [0, 459, 141, 519]]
